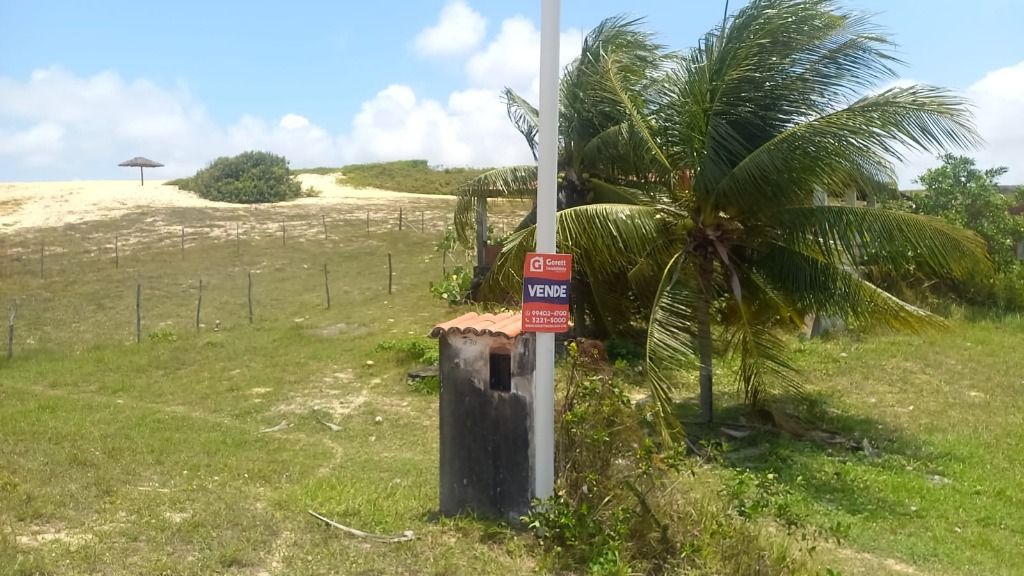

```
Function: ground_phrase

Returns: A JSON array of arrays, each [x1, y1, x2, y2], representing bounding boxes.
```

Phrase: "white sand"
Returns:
[[0, 173, 451, 232]]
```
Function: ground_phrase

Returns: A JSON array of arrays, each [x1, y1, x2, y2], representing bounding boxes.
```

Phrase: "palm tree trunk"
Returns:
[[696, 256, 715, 423]]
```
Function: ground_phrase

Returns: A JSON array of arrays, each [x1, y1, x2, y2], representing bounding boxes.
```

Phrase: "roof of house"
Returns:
[[429, 311, 523, 339]]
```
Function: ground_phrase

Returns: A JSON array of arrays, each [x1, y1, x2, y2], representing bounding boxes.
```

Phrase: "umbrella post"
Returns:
[[140, 166, 144, 186]]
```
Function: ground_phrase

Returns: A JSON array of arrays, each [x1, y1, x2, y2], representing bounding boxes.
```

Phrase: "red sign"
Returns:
[[522, 252, 572, 333]]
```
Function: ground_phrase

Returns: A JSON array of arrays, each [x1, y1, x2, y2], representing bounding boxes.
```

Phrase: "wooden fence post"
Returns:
[[247, 271, 254, 324], [135, 283, 142, 344], [388, 252, 393, 294], [6, 303, 15, 360], [195, 279, 203, 332], [399, 207, 403, 231], [323, 264, 331, 309]]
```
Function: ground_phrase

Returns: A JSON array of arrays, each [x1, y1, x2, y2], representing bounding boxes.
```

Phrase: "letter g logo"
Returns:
[[528, 256, 545, 273]]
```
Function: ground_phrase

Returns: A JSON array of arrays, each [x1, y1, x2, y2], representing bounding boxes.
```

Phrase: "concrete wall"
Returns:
[[437, 332, 535, 521]]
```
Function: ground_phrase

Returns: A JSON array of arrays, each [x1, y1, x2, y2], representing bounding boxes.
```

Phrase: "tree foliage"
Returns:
[[914, 154, 1023, 268], [186, 151, 304, 204], [475, 0, 989, 424]]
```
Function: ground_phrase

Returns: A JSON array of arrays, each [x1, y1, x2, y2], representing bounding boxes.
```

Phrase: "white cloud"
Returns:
[[12, 6, 1015, 187], [0, 6, 588, 181], [466, 16, 583, 97], [965, 61, 1024, 183], [338, 84, 532, 167], [413, 0, 487, 57], [888, 63, 1024, 187], [279, 113, 311, 130], [0, 122, 65, 168]]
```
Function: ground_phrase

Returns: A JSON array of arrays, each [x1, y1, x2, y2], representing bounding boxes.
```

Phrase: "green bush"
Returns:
[[186, 151, 305, 204], [374, 337, 439, 366], [526, 350, 810, 575]]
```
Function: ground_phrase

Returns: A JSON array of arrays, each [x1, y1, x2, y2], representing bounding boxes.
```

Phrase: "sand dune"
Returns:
[[0, 173, 450, 232]]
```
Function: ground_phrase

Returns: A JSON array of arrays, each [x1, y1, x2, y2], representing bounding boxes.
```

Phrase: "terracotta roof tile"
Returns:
[[429, 311, 523, 339]]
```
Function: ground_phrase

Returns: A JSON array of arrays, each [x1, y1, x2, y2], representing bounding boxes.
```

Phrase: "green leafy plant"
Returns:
[[408, 374, 440, 395], [429, 265, 472, 305], [527, 350, 809, 575], [374, 337, 438, 366], [184, 151, 305, 204], [147, 327, 178, 343]]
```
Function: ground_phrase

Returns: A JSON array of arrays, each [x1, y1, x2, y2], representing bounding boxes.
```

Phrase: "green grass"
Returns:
[[695, 317, 1024, 576], [296, 160, 495, 195], [0, 200, 535, 575], [0, 196, 1021, 574]]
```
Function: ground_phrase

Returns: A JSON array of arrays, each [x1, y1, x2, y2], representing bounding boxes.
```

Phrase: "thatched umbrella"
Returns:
[[118, 156, 164, 186]]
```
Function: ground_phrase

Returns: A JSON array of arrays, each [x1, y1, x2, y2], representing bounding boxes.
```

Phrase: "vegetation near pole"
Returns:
[[195, 279, 203, 332], [6, 302, 15, 360], [135, 283, 141, 344], [323, 264, 331, 309], [461, 7, 988, 426], [387, 253, 393, 294], [247, 271, 254, 324]]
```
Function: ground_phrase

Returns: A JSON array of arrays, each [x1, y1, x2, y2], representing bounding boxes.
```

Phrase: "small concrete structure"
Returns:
[[429, 312, 535, 521]]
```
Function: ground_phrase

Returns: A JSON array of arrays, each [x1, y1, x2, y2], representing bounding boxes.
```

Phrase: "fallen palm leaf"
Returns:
[[318, 419, 343, 432], [259, 420, 290, 433], [307, 510, 415, 543]]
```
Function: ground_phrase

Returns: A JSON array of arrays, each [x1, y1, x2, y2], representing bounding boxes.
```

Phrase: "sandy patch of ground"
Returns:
[[0, 173, 451, 232], [276, 390, 368, 418], [16, 525, 94, 548]]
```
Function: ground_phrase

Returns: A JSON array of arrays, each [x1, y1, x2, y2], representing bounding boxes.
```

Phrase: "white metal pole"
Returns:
[[534, 0, 560, 501]]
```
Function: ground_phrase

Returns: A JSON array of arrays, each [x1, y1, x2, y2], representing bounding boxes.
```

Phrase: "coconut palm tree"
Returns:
[[453, 16, 669, 335], [488, 0, 990, 424]]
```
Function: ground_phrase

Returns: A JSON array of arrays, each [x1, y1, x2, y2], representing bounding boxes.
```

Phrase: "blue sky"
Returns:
[[2, 0, 1022, 184]]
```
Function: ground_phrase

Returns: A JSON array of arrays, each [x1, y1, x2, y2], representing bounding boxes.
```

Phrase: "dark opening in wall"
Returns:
[[489, 352, 511, 392]]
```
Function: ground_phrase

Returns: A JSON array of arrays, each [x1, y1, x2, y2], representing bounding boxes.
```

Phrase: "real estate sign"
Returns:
[[521, 252, 572, 333]]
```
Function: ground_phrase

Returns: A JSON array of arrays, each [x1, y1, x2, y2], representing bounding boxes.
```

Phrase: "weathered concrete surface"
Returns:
[[438, 332, 535, 521]]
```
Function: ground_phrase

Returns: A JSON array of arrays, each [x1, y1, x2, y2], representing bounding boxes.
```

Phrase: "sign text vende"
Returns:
[[521, 252, 572, 333]]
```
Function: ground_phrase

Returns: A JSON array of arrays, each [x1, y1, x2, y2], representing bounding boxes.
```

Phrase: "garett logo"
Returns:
[[528, 256, 545, 273]]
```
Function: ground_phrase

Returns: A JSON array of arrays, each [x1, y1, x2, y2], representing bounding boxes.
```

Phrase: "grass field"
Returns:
[[0, 193, 1021, 575], [296, 160, 494, 196]]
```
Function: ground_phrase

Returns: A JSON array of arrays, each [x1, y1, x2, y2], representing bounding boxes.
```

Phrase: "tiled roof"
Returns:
[[429, 312, 522, 339]]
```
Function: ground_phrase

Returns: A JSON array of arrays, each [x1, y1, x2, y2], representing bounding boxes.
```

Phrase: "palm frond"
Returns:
[[481, 204, 678, 299], [721, 315, 805, 407], [713, 86, 979, 213], [454, 166, 537, 244], [745, 241, 942, 332], [644, 252, 699, 431], [773, 205, 991, 281], [503, 88, 539, 160], [597, 52, 674, 181]]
